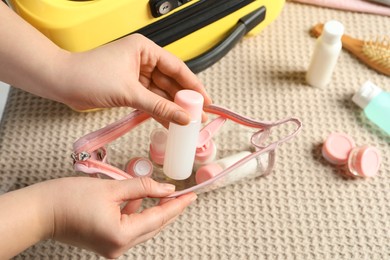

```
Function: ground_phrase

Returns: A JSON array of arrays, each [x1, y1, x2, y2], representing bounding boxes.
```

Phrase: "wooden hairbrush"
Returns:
[[310, 23, 390, 76]]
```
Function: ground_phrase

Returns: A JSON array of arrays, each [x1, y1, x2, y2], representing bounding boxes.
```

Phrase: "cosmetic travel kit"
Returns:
[[72, 91, 302, 197]]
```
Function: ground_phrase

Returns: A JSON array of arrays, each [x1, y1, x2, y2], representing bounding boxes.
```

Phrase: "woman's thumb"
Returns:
[[135, 88, 190, 125]]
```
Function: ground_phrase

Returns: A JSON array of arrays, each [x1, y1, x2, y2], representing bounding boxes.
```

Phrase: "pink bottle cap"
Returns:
[[174, 90, 204, 121], [195, 129, 216, 164], [322, 133, 356, 165], [125, 157, 153, 178], [195, 117, 226, 164], [195, 163, 223, 184], [348, 146, 381, 177], [195, 140, 216, 164]]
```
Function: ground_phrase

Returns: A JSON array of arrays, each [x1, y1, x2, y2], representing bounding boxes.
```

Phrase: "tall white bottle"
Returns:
[[163, 90, 204, 180], [306, 20, 344, 88]]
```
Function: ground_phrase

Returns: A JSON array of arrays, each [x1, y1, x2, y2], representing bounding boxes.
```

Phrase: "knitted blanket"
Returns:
[[1, 2, 389, 259]]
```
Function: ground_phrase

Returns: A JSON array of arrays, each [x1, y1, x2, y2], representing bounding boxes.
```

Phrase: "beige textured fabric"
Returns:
[[1, 2, 389, 259]]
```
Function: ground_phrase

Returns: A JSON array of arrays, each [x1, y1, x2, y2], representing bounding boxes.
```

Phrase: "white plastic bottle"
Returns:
[[195, 151, 259, 184], [306, 20, 344, 88], [163, 90, 204, 180]]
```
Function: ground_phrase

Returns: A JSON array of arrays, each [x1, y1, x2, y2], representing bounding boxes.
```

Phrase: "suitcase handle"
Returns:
[[185, 6, 266, 73]]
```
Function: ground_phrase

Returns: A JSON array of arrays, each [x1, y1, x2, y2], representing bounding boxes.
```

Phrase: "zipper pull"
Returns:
[[71, 151, 91, 164]]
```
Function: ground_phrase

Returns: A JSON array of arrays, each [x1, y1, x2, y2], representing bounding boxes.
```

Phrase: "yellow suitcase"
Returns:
[[7, 0, 285, 72]]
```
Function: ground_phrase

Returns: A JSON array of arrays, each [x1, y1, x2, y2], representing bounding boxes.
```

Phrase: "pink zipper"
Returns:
[[75, 158, 131, 180], [73, 110, 150, 155]]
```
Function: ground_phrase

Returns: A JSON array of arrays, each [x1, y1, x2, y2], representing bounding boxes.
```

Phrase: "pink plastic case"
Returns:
[[72, 105, 302, 197]]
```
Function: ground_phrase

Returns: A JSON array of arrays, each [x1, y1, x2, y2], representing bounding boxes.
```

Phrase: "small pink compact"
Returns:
[[347, 146, 381, 177], [322, 133, 356, 165], [322, 133, 381, 177]]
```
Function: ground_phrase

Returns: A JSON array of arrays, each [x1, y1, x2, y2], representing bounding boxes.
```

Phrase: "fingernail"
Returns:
[[161, 183, 176, 193], [173, 110, 190, 125], [189, 194, 198, 204]]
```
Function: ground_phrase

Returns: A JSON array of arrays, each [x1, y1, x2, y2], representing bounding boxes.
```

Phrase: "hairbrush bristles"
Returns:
[[362, 36, 390, 70]]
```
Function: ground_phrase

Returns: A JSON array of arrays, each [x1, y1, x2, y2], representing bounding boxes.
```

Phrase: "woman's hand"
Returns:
[[47, 177, 196, 258], [1, 4, 211, 125], [0, 177, 196, 259], [58, 34, 212, 125]]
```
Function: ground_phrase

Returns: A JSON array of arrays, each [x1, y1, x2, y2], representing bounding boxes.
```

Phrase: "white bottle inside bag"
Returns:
[[163, 90, 204, 180], [306, 20, 344, 88], [195, 151, 259, 184]]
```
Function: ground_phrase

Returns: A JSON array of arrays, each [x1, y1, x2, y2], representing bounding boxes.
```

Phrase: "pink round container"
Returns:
[[322, 132, 381, 178], [195, 130, 217, 164], [322, 133, 356, 165], [125, 157, 153, 178], [149, 128, 168, 165], [347, 145, 381, 177]]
